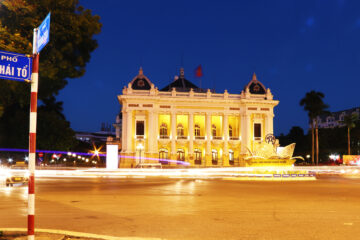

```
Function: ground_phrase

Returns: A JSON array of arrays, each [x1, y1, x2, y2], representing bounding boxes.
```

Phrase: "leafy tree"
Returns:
[[0, 0, 101, 149], [340, 113, 359, 155], [300, 91, 329, 165], [287, 126, 304, 143], [41, 96, 65, 120]]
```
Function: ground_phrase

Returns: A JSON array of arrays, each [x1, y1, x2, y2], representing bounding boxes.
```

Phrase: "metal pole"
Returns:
[[28, 28, 39, 240]]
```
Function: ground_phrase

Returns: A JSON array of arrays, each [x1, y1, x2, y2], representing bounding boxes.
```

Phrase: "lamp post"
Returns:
[[137, 144, 144, 165]]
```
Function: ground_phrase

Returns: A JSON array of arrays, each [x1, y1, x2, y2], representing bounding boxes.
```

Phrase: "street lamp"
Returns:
[[137, 144, 144, 165]]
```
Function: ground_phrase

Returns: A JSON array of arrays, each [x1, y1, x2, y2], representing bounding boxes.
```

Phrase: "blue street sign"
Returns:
[[36, 13, 51, 53], [0, 50, 32, 82]]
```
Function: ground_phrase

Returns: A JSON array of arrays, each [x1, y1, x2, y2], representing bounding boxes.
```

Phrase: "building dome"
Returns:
[[160, 68, 204, 92], [244, 73, 266, 94], [130, 67, 152, 90]]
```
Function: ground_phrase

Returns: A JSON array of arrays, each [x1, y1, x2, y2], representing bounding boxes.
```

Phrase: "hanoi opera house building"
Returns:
[[115, 67, 279, 167]]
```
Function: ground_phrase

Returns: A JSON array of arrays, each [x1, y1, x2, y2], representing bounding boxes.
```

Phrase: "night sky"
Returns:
[[58, 0, 360, 135]]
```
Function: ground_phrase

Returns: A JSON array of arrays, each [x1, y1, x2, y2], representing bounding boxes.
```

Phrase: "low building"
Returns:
[[317, 107, 360, 129], [116, 67, 279, 167], [76, 123, 115, 144]]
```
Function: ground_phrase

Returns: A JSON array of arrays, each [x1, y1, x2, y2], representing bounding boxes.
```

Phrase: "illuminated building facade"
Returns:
[[316, 107, 360, 129], [117, 67, 279, 167]]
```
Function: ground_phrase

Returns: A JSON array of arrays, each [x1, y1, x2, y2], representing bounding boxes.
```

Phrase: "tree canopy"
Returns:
[[0, 0, 101, 150]]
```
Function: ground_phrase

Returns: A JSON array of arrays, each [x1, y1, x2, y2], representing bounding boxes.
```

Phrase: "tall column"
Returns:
[[241, 113, 251, 154], [223, 114, 229, 166], [188, 112, 194, 166], [205, 112, 212, 166], [148, 111, 154, 163], [154, 112, 159, 159], [121, 111, 127, 152], [171, 111, 176, 163], [126, 110, 133, 153], [265, 113, 274, 135]]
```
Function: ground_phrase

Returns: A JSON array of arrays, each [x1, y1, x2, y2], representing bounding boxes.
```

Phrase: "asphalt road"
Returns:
[[1, 176, 360, 240]]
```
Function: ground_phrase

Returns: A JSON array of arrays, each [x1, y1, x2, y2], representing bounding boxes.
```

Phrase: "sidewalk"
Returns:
[[0, 229, 161, 240], [0, 231, 97, 240]]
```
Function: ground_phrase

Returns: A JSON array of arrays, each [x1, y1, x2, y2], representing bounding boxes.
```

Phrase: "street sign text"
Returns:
[[36, 13, 51, 53], [0, 50, 32, 81]]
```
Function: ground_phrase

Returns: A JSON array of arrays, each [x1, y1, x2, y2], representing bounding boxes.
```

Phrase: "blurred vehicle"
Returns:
[[4, 162, 29, 187], [135, 163, 162, 169]]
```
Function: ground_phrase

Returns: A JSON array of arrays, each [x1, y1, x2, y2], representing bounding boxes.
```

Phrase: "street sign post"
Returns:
[[36, 12, 50, 53], [0, 50, 32, 82], [28, 13, 50, 240]]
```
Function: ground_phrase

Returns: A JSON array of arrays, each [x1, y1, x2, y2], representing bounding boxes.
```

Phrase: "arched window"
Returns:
[[159, 148, 168, 165], [229, 150, 234, 162], [177, 123, 184, 137], [212, 149, 218, 161], [160, 123, 168, 137], [177, 148, 185, 161], [212, 124, 217, 137], [194, 124, 200, 137], [229, 125, 233, 137], [194, 149, 202, 165], [212, 149, 218, 164]]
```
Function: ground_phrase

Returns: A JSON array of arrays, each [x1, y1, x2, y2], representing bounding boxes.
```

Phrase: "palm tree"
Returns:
[[340, 113, 359, 155], [300, 91, 329, 165]]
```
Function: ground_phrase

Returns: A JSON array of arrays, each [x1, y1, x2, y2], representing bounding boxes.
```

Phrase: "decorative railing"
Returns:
[[177, 136, 187, 140], [194, 159, 203, 165], [125, 89, 249, 100], [229, 137, 240, 140], [123, 86, 274, 102], [195, 136, 205, 140], [212, 136, 223, 140], [176, 93, 189, 97], [158, 92, 172, 96], [159, 135, 169, 139], [229, 94, 241, 99], [229, 158, 239, 165]]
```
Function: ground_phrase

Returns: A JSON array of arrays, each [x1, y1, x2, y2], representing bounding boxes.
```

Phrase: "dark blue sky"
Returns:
[[58, 0, 360, 135]]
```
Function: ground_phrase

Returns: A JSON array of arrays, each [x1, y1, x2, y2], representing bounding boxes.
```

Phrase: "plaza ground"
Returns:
[[1, 174, 360, 240]]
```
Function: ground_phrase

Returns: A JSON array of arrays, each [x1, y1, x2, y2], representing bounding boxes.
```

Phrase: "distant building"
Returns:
[[316, 107, 360, 129], [76, 123, 115, 144], [115, 67, 279, 167]]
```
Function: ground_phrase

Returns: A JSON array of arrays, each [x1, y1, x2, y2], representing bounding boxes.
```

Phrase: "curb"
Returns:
[[0, 228, 162, 240]]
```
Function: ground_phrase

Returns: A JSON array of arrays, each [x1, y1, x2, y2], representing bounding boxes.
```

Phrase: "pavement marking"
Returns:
[[0, 228, 162, 240], [222, 177, 316, 181], [343, 223, 353, 226]]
